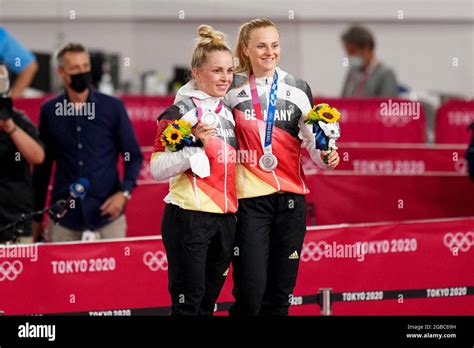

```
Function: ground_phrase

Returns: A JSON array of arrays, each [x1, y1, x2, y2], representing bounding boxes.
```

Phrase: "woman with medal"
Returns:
[[225, 18, 340, 316], [150, 25, 237, 316]]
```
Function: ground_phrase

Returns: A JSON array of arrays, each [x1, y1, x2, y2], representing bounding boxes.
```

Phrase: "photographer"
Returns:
[[0, 64, 45, 243]]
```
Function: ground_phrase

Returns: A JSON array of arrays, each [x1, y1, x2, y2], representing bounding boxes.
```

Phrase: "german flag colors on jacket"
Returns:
[[225, 67, 328, 199], [151, 82, 238, 214]]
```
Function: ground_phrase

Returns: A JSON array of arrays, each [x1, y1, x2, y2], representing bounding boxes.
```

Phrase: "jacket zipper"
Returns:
[[216, 108, 228, 213], [193, 174, 201, 209]]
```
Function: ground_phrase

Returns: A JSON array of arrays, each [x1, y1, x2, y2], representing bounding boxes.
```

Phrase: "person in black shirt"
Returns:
[[0, 64, 45, 243], [466, 122, 474, 182], [32, 43, 143, 242]]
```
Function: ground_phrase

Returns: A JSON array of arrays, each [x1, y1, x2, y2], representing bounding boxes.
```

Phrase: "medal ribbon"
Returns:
[[248, 70, 279, 154], [192, 97, 223, 122]]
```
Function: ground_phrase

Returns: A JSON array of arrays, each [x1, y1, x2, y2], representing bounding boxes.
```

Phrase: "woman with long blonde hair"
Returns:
[[225, 18, 340, 316]]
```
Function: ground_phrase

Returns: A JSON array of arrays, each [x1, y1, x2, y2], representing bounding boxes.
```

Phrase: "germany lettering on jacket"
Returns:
[[215, 128, 235, 138], [244, 109, 293, 121]]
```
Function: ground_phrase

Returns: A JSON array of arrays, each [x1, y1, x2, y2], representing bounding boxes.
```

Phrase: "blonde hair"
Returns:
[[235, 18, 279, 74], [191, 24, 232, 69]]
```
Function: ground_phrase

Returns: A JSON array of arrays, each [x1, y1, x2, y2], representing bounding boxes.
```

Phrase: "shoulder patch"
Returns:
[[283, 73, 308, 92], [230, 73, 248, 90], [158, 99, 194, 121]]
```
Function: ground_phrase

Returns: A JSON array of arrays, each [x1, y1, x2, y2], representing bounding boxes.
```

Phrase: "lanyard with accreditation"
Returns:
[[248, 70, 279, 172]]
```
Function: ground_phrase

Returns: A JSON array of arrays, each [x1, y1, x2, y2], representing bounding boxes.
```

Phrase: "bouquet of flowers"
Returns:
[[160, 119, 193, 152], [305, 103, 341, 125], [305, 103, 341, 163]]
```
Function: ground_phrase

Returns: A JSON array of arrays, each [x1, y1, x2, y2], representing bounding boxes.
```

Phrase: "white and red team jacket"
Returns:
[[224, 67, 330, 199], [150, 82, 238, 214]]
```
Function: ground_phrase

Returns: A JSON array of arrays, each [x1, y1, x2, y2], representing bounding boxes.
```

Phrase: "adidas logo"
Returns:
[[223, 268, 229, 276], [237, 89, 249, 98], [289, 251, 299, 260]]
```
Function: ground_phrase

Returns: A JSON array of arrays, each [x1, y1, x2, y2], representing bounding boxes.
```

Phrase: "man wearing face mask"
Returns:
[[341, 25, 399, 97], [32, 43, 143, 242], [0, 64, 45, 243]]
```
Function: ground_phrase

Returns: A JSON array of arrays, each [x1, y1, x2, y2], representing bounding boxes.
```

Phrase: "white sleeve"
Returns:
[[298, 115, 329, 170], [295, 80, 331, 170], [150, 146, 210, 182]]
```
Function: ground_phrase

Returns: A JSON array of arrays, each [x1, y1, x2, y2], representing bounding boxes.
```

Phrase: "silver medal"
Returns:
[[201, 112, 219, 128], [259, 153, 278, 172]]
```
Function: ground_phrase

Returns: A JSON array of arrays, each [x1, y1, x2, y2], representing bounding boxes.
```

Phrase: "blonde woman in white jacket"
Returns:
[[150, 25, 237, 316]]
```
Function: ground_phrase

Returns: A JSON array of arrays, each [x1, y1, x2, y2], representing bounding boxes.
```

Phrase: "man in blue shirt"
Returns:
[[0, 27, 38, 98], [32, 43, 143, 242]]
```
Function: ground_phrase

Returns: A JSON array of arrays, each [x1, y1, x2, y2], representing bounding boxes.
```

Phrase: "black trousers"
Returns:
[[229, 192, 307, 316], [161, 203, 236, 316]]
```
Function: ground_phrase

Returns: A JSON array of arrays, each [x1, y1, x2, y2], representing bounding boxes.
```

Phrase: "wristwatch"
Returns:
[[122, 190, 132, 200]]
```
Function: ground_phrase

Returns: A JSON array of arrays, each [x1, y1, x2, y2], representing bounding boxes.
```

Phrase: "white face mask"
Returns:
[[348, 56, 364, 69], [0, 78, 9, 94], [0, 65, 10, 94]]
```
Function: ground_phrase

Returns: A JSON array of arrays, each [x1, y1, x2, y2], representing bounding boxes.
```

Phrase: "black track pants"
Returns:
[[161, 203, 236, 316], [229, 192, 307, 316]]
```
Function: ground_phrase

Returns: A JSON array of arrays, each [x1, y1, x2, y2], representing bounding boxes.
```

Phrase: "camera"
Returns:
[[0, 64, 12, 120], [0, 97, 13, 120]]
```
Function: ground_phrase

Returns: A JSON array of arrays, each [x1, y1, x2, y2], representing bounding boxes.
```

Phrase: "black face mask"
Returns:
[[69, 71, 92, 93]]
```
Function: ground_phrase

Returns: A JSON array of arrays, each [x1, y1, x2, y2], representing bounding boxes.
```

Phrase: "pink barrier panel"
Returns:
[[119, 96, 175, 146], [291, 216, 474, 315], [15, 96, 426, 144], [302, 142, 474, 226], [124, 143, 474, 237], [314, 97, 426, 143], [13, 96, 46, 125], [435, 100, 474, 144], [1, 217, 473, 315]]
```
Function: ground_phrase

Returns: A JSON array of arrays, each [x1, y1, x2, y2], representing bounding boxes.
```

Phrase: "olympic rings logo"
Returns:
[[443, 232, 474, 253], [0, 260, 24, 281], [143, 251, 168, 271], [300, 241, 328, 262]]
